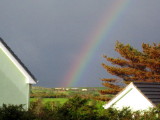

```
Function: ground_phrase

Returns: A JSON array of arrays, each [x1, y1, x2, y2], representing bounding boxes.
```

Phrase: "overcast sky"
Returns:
[[0, 0, 160, 87]]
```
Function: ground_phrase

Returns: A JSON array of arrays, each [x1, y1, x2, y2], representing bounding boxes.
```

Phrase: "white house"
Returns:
[[55, 88, 63, 90], [82, 89, 87, 91], [103, 82, 160, 111]]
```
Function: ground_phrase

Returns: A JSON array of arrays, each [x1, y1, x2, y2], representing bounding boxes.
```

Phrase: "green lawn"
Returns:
[[30, 98, 68, 105]]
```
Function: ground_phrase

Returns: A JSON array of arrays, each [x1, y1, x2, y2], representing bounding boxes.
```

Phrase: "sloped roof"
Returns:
[[134, 82, 160, 106], [0, 38, 37, 84]]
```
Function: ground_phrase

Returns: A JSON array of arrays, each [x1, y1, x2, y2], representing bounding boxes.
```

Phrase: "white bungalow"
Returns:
[[82, 89, 87, 91], [103, 82, 160, 111]]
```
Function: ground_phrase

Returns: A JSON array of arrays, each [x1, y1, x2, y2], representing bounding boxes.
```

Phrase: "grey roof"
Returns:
[[0, 37, 37, 82], [134, 82, 160, 106]]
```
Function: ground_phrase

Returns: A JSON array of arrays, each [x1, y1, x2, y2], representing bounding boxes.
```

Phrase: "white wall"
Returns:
[[113, 88, 153, 111], [103, 83, 154, 111]]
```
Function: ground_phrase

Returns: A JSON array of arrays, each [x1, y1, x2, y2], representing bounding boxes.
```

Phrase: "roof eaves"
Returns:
[[103, 82, 134, 109], [133, 82, 156, 107], [0, 37, 37, 84]]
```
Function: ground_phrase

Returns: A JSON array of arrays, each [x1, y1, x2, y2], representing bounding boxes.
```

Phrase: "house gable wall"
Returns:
[[0, 49, 29, 109], [112, 86, 154, 111]]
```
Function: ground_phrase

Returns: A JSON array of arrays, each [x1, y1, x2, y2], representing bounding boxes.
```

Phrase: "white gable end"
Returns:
[[0, 41, 36, 84], [103, 82, 154, 111]]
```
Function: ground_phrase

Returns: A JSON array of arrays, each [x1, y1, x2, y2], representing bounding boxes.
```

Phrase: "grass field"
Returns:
[[30, 86, 107, 107], [30, 97, 106, 108], [30, 98, 68, 105]]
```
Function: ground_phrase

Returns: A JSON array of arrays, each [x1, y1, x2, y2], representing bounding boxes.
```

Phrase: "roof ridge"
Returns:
[[133, 82, 160, 106], [133, 82, 160, 85]]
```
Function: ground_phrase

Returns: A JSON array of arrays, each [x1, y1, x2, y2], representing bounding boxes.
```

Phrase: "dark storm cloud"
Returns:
[[0, 0, 160, 87]]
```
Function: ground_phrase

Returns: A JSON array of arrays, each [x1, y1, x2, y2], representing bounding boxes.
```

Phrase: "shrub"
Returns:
[[0, 104, 35, 120], [1, 98, 160, 120]]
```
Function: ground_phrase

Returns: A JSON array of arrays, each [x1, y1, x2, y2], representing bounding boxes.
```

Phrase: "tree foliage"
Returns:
[[100, 41, 160, 96], [1, 98, 160, 120]]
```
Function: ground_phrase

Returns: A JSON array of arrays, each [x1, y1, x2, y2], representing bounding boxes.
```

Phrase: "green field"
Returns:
[[30, 97, 106, 108], [30, 98, 68, 105], [30, 86, 106, 99], [30, 86, 107, 106]]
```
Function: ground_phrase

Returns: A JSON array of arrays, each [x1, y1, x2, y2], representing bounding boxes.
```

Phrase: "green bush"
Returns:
[[0, 97, 160, 120], [0, 104, 35, 120], [56, 95, 90, 120]]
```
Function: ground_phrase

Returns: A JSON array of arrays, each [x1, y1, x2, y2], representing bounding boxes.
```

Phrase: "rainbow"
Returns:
[[62, 0, 129, 87]]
